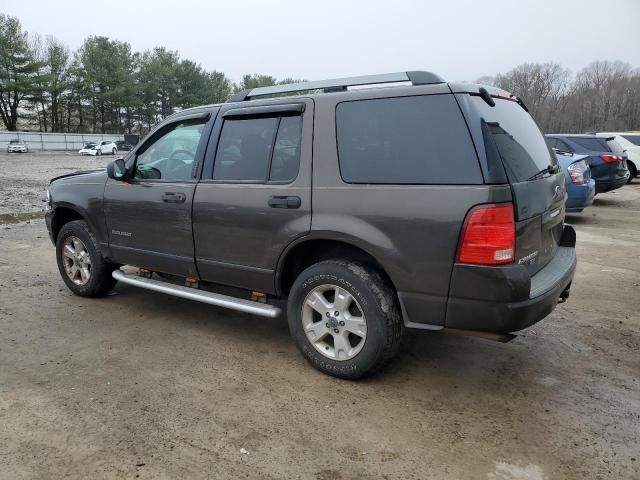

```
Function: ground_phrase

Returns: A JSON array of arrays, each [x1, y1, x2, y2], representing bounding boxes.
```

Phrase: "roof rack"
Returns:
[[228, 71, 445, 102]]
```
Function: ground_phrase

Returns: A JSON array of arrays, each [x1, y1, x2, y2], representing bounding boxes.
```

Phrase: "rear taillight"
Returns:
[[567, 160, 588, 185], [600, 154, 622, 163], [457, 203, 515, 265]]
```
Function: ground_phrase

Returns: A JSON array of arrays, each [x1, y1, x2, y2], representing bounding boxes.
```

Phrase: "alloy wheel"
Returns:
[[62, 236, 92, 286], [301, 284, 367, 361]]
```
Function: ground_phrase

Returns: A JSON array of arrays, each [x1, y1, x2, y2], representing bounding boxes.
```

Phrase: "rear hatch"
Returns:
[[452, 85, 566, 275], [571, 136, 628, 179]]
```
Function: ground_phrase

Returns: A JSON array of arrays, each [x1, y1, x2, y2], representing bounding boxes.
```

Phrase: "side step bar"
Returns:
[[112, 270, 281, 318]]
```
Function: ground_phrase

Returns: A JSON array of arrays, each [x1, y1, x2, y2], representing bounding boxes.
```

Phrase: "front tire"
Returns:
[[96, 149, 102, 156], [56, 220, 117, 297], [287, 259, 403, 379], [112, 147, 117, 155]]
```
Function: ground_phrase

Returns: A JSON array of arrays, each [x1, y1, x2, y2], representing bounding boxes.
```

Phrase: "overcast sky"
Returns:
[[2, 0, 639, 82]]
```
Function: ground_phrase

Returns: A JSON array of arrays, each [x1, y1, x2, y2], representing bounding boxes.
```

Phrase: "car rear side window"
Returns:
[[470, 97, 554, 183], [335, 95, 482, 184], [213, 116, 302, 182], [622, 135, 640, 146], [270, 116, 302, 182], [571, 137, 611, 152]]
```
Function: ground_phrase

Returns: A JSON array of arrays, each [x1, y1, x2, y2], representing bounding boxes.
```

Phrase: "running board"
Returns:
[[112, 270, 281, 318]]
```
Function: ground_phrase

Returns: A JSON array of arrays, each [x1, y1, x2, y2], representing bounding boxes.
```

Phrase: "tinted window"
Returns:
[[622, 135, 640, 146], [270, 116, 302, 182], [557, 139, 573, 152], [336, 95, 481, 184], [470, 97, 554, 182], [571, 137, 611, 152], [134, 119, 206, 182], [547, 138, 572, 152], [214, 117, 278, 181]]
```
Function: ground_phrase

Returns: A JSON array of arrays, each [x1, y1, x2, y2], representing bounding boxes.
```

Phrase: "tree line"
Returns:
[[0, 14, 300, 134], [1, 14, 638, 135], [478, 61, 640, 133]]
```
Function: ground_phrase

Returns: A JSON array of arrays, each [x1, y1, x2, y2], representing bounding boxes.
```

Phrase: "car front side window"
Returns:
[[134, 119, 206, 182]]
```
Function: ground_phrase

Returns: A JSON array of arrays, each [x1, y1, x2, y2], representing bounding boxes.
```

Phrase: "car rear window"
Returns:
[[622, 135, 640, 146], [571, 137, 611, 152], [335, 95, 482, 184], [469, 97, 554, 183]]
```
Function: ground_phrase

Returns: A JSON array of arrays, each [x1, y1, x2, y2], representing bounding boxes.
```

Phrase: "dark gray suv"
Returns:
[[45, 71, 576, 379]]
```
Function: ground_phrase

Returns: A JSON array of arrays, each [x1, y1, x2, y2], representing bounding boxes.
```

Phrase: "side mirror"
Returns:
[[107, 158, 127, 181]]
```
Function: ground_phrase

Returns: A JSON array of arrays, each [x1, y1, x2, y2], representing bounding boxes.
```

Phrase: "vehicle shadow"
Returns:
[[565, 213, 593, 224], [592, 196, 627, 207], [111, 282, 549, 394]]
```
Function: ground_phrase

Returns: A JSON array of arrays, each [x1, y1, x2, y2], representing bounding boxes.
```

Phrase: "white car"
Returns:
[[78, 143, 99, 156], [594, 132, 639, 181], [7, 139, 28, 153], [79, 141, 118, 156]]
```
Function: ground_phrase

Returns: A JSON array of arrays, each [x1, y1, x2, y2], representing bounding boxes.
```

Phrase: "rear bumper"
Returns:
[[595, 174, 629, 193], [443, 226, 577, 333], [566, 180, 595, 211]]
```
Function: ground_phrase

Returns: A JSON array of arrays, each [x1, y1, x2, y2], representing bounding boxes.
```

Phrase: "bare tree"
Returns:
[[481, 61, 640, 133]]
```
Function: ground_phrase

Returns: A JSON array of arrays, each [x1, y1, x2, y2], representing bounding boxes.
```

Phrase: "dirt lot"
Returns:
[[0, 152, 638, 479]]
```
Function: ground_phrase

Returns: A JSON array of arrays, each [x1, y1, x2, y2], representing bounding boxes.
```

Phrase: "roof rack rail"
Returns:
[[228, 71, 445, 102]]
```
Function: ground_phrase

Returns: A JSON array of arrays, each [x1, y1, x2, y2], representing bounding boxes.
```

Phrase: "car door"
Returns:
[[193, 100, 313, 293], [103, 110, 216, 277]]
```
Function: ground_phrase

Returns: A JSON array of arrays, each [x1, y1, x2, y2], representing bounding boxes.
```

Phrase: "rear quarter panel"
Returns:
[[311, 87, 512, 325]]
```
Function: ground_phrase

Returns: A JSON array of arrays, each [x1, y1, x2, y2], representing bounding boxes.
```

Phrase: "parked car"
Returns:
[[78, 143, 98, 156], [95, 141, 118, 155], [7, 139, 28, 153], [546, 134, 629, 193], [115, 140, 133, 151], [45, 72, 577, 379], [554, 150, 595, 212], [590, 132, 640, 182], [79, 141, 118, 156]]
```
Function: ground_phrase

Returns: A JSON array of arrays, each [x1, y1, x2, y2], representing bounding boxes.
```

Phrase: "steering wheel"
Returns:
[[167, 149, 195, 177]]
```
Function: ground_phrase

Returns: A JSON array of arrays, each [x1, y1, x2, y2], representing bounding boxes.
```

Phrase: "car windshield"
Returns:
[[84, 143, 96, 148], [622, 135, 640, 146], [9, 140, 20, 144]]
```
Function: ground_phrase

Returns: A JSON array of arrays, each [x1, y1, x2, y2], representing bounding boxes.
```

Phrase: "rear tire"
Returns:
[[627, 162, 636, 183], [287, 259, 403, 379], [56, 220, 117, 297]]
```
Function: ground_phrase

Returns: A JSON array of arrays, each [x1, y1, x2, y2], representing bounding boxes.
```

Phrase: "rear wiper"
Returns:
[[527, 164, 559, 181], [552, 147, 573, 156]]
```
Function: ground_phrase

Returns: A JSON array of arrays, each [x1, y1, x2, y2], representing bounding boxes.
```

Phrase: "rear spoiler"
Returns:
[[448, 83, 529, 111]]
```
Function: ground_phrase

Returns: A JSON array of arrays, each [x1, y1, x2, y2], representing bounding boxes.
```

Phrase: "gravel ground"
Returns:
[[0, 153, 639, 479]]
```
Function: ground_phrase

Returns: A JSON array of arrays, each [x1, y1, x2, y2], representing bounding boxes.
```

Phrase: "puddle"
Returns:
[[0, 212, 44, 225]]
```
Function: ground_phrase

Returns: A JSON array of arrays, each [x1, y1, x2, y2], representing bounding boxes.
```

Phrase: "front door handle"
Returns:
[[268, 195, 301, 209], [162, 192, 186, 203]]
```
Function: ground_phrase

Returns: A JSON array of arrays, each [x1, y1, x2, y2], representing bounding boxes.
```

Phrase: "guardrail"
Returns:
[[0, 131, 125, 152]]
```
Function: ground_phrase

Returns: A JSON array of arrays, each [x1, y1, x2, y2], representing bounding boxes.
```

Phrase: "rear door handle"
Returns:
[[162, 192, 186, 203], [268, 195, 301, 209]]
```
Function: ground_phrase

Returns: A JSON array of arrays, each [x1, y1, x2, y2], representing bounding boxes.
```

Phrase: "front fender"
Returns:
[[49, 171, 109, 255]]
